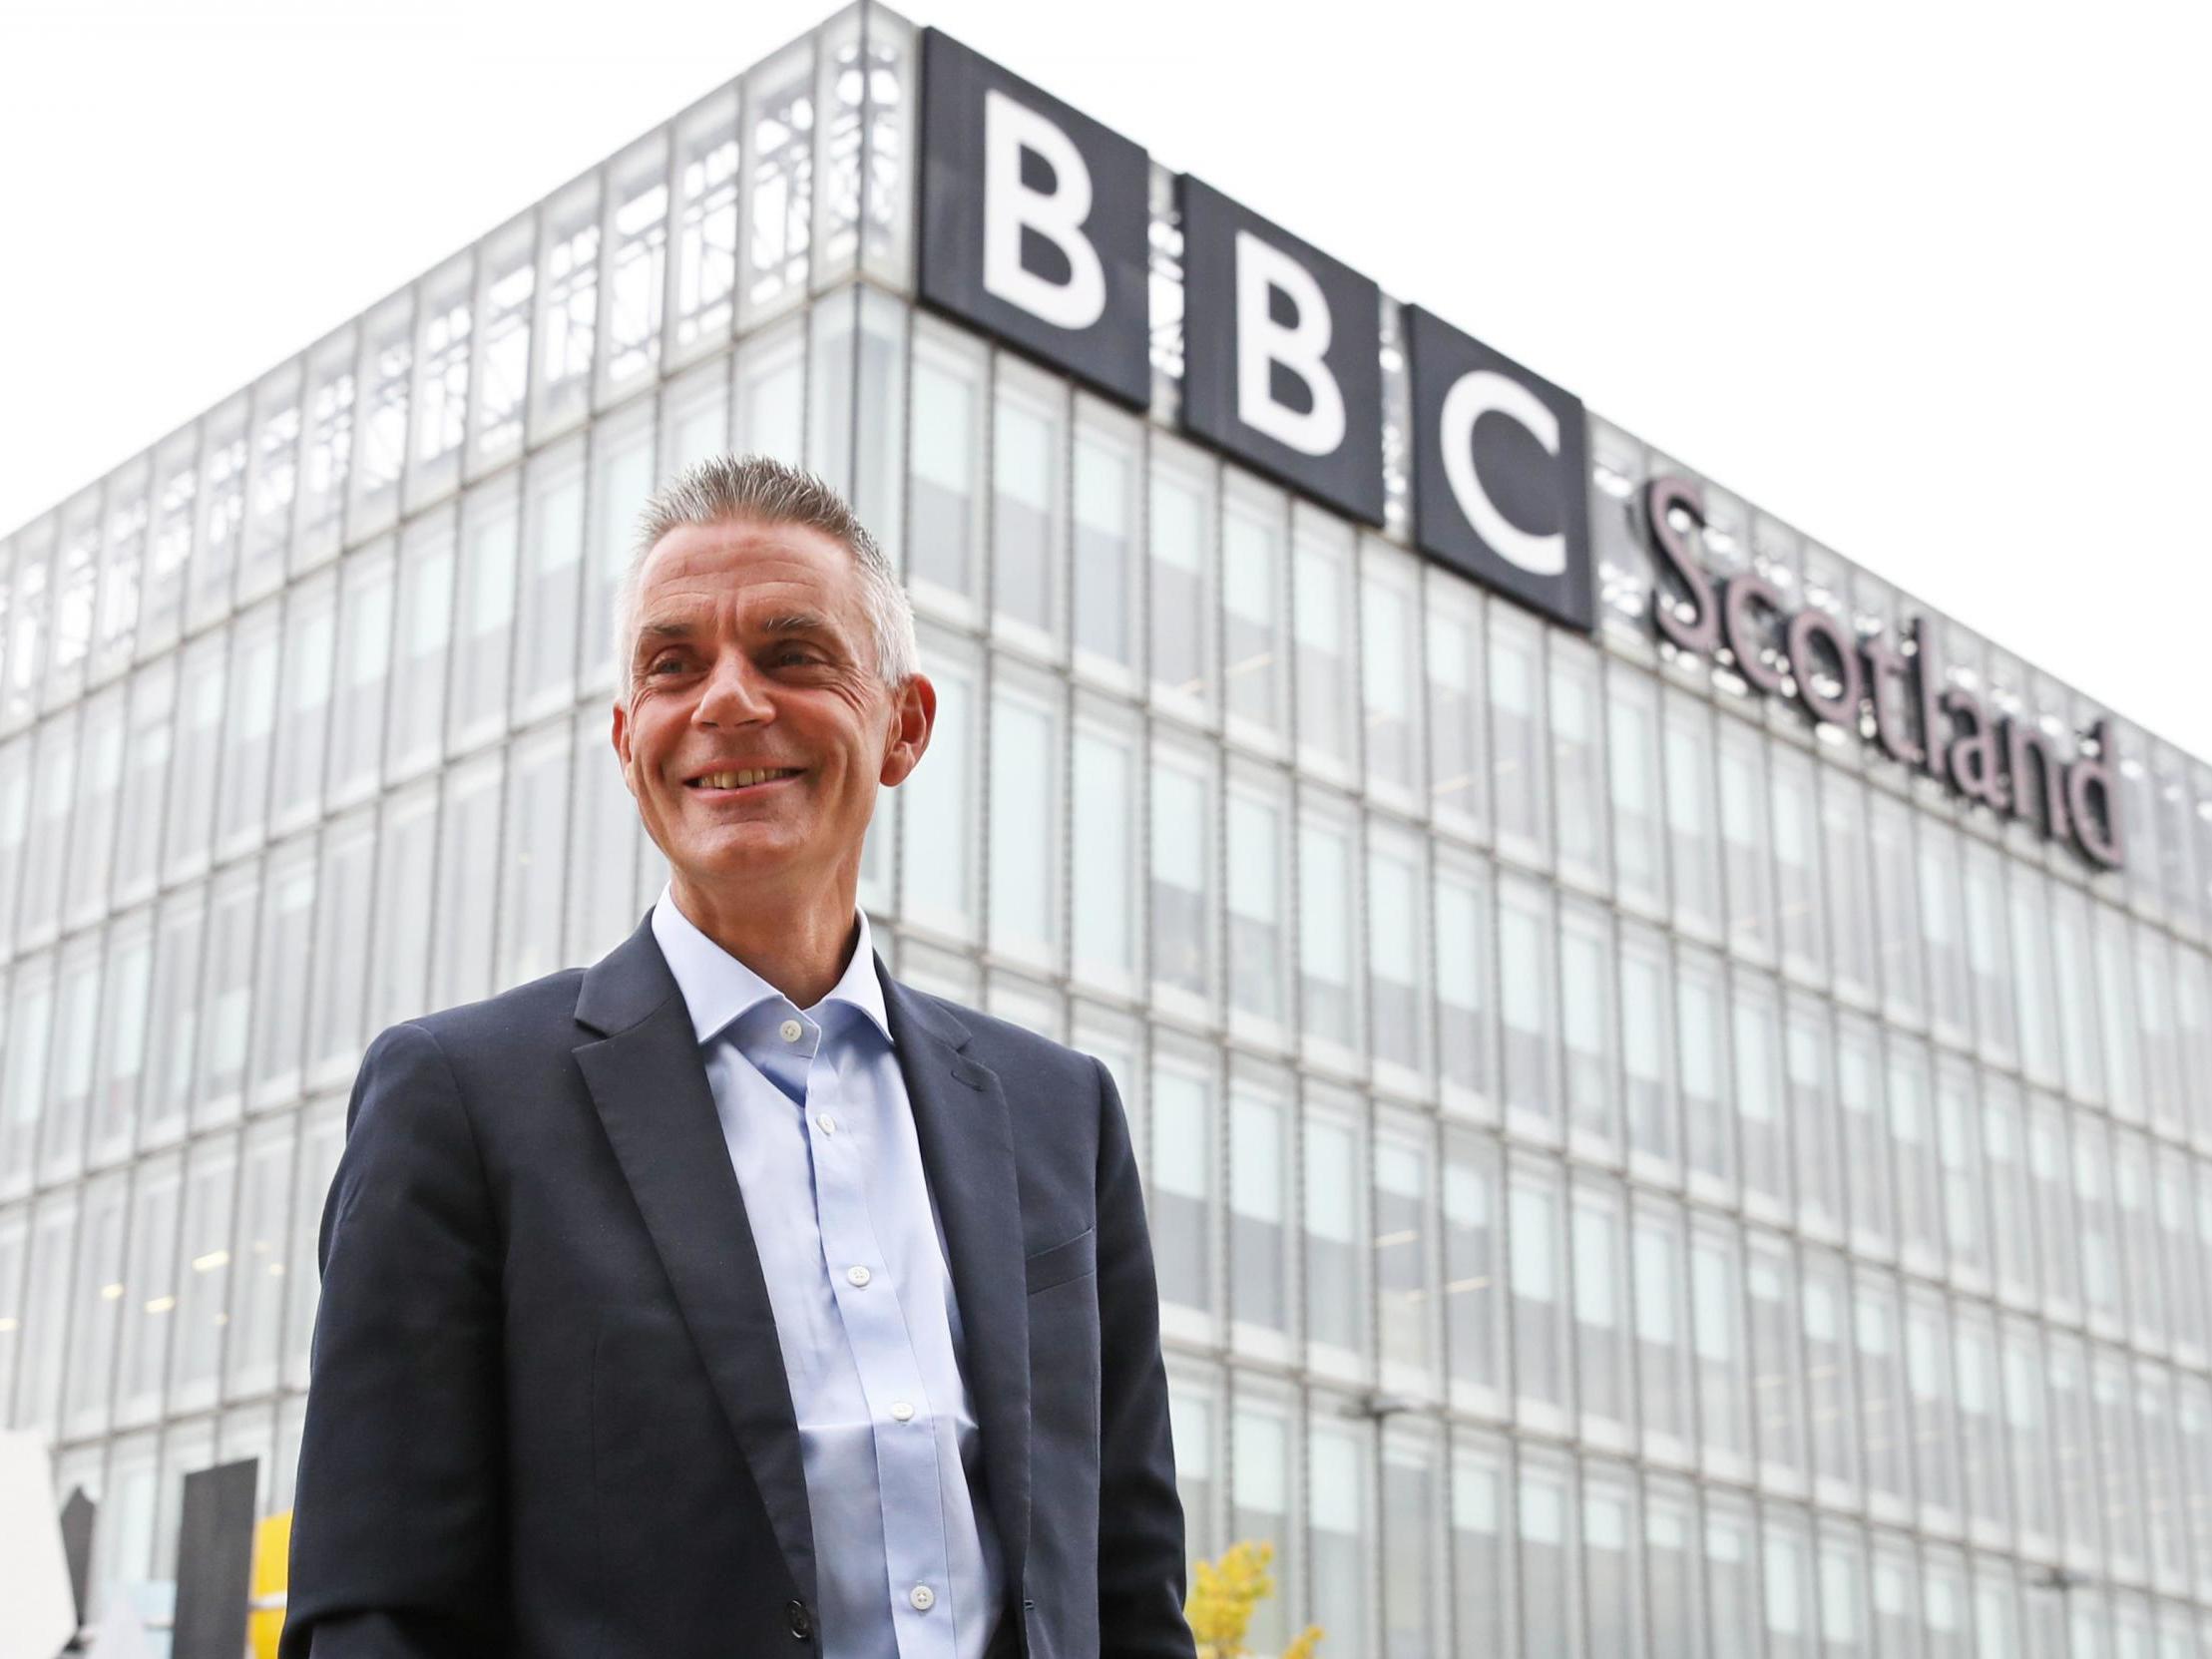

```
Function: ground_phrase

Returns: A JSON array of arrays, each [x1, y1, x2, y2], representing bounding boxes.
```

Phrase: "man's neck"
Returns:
[[668, 874, 861, 1011]]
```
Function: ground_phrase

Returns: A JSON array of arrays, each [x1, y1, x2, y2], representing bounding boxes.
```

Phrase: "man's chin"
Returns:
[[675, 826, 807, 879]]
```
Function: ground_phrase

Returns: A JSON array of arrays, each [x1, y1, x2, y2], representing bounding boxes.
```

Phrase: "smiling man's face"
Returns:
[[611, 516, 931, 911]]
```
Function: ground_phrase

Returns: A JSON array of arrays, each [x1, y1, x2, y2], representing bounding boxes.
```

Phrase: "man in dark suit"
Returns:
[[279, 455, 1193, 1659]]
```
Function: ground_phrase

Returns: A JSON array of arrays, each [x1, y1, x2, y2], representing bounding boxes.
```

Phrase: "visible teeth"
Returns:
[[694, 768, 799, 789]]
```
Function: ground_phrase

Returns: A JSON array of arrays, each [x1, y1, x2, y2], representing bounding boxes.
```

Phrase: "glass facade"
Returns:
[[7, 8, 2212, 1655]]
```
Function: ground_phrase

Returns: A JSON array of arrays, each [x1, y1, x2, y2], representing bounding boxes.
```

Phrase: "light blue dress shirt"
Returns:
[[651, 881, 1006, 1659]]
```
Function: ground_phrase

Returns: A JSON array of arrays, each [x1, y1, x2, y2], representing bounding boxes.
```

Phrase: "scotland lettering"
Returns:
[[914, 29, 2124, 870], [1644, 477, 2123, 869]]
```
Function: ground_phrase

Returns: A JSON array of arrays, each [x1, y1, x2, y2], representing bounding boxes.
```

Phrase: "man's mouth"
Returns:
[[684, 767, 804, 794]]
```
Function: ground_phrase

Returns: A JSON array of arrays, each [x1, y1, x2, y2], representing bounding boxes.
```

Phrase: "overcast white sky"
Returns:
[[4, 0, 2206, 756]]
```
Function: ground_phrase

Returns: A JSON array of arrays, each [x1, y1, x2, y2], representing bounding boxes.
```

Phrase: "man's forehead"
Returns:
[[639, 522, 862, 616], [643, 514, 851, 580]]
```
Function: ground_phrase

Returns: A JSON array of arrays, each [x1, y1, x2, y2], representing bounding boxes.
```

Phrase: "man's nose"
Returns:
[[692, 653, 774, 726]]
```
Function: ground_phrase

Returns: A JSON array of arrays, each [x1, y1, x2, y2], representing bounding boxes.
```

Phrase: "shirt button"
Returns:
[[891, 1401, 915, 1423], [910, 1584, 936, 1612], [814, 1111, 836, 1135], [846, 1265, 872, 1288], [779, 1018, 803, 1042]]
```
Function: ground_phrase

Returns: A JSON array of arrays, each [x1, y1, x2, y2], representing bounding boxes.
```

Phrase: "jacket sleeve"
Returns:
[[1091, 1054, 1198, 1659], [277, 1022, 509, 1658]]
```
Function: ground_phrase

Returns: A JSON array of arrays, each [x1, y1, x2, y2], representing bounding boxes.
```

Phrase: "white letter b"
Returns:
[[1232, 231, 1346, 457], [982, 90, 1106, 331]]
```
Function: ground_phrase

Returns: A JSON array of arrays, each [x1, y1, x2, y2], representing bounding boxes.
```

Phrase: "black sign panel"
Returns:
[[1177, 177, 1385, 525], [172, 1459, 256, 1659], [59, 1487, 94, 1629], [917, 28, 1152, 409], [1406, 305, 1593, 631]]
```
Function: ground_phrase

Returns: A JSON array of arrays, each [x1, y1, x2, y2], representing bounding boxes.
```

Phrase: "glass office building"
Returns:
[[7, 6, 2212, 1654]]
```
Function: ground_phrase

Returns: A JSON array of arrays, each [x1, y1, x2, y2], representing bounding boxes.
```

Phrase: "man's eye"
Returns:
[[649, 656, 686, 674]]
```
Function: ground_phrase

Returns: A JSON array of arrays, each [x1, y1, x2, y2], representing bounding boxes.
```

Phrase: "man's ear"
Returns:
[[610, 698, 636, 797], [880, 672, 937, 788]]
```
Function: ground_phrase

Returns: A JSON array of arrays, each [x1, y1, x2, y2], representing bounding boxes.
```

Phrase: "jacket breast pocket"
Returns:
[[1024, 1226, 1097, 1296]]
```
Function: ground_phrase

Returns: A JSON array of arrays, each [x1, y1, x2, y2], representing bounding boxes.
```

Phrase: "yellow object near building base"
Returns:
[[1184, 1540, 1323, 1659], [248, 1509, 291, 1659]]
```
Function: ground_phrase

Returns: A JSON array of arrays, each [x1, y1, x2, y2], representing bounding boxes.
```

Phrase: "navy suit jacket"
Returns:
[[278, 907, 1193, 1659]]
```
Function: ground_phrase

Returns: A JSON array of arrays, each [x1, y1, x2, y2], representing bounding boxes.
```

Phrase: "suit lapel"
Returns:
[[879, 967, 1033, 1599], [573, 910, 816, 1610]]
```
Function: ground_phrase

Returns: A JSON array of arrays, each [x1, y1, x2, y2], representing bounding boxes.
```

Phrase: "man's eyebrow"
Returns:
[[634, 613, 839, 650], [760, 612, 833, 635]]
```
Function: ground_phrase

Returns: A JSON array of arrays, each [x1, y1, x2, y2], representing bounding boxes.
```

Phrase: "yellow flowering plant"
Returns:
[[1183, 1540, 1324, 1659]]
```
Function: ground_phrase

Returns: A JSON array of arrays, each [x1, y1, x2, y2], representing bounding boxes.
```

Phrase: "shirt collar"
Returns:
[[650, 879, 892, 1048]]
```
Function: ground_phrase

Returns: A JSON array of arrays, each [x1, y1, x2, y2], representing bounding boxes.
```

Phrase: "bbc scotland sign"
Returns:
[[912, 27, 2123, 868]]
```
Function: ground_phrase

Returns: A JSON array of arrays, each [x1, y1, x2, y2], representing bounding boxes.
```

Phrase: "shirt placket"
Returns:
[[803, 1026, 961, 1659]]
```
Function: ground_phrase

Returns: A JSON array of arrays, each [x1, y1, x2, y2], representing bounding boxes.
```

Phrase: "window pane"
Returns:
[[1718, 723, 1774, 960], [1562, 913, 1616, 1151], [1665, 695, 1721, 935], [1310, 1427, 1369, 1659], [992, 381, 1063, 635], [1299, 816, 1356, 1049], [1376, 1135, 1433, 1378], [1633, 1205, 1693, 1456], [429, 754, 502, 1012], [1735, 976, 1787, 1213], [901, 650, 975, 937], [1306, 1114, 1366, 1364], [1227, 790, 1286, 1027], [1427, 602, 1487, 833], [1434, 861, 1491, 1100], [1572, 1189, 1628, 1437], [1233, 1406, 1292, 1650], [1693, 1224, 1749, 1466], [1362, 568, 1418, 792], [1679, 952, 1732, 1194], [1152, 1064, 1213, 1320], [1443, 1133, 1503, 1402], [1368, 841, 1423, 1073], [1518, 1464, 1570, 1659], [61, 1173, 128, 1438], [1772, 748, 1826, 976], [1072, 417, 1137, 668], [1223, 491, 1286, 737], [987, 686, 1060, 964], [1071, 723, 1135, 986], [1499, 882, 1554, 1133], [1822, 772, 1876, 1002], [915, 344, 986, 606], [1510, 1168, 1566, 1418], [448, 479, 519, 747], [1229, 1087, 1288, 1337], [1149, 756, 1211, 1003], [1747, 1234, 1806, 1482], [1549, 642, 1605, 880], [1622, 936, 1676, 1169], [1149, 458, 1213, 707], [1490, 616, 1548, 858], [1294, 520, 1356, 766], [1608, 670, 1662, 910]]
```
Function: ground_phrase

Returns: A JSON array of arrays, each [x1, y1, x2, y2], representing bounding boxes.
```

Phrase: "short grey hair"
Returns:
[[615, 454, 918, 698]]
